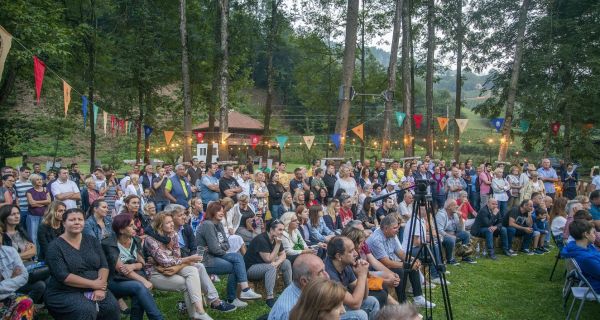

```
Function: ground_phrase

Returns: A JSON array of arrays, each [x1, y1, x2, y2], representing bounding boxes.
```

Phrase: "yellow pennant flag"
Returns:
[[437, 117, 449, 131], [164, 131, 175, 145], [0, 26, 13, 83], [63, 81, 71, 116], [351, 124, 364, 141], [455, 119, 469, 134], [303, 136, 315, 150]]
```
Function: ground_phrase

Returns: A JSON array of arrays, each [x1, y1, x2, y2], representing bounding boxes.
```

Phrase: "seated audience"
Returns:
[[289, 279, 347, 320], [101, 214, 163, 320], [143, 201, 157, 222], [280, 212, 314, 264], [550, 197, 568, 249], [196, 202, 262, 308], [84, 200, 114, 241], [532, 208, 550, 254], [277, 192, 296, 219], [502, 200, 539, 255], [219, 197, 246, 254], [37, 201, 66, 261], [244, 220, 293, 307], [357, 197, 378, 231], [324, 236, 380, 320], [44, 208, 120, 320], [0, 205, 36, 264], [143, 212, 212, 320], [561, 219, 600, 294], [295, 205, 312, 244], [120, 195, 150, 240], [435, 199, 475, 265], [470, 198, 511, 260], [338, 195, 355, 228], [228, 194, 259, 242], [376, 198, 396, 225], [365, 216, 434, 307], [188, 198, 204, 233], [456, 191, 477, 230], [307, 205, 335, 243]]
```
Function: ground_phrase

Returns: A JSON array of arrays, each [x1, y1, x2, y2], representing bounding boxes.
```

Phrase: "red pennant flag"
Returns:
[[413, 114, 424, 129], [194, 131, 205, 143], [119, 119, 126, 133], [250, 135, 261, 149], [551, 122, 560, 136], [33, 56, 46, 104], [110, 115, 116, 133]]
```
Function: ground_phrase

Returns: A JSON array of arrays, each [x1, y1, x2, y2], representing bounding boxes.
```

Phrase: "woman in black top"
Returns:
[[37, 201, 66, 261], [45, 208, 120, 320], [267, 171, 285, 220]]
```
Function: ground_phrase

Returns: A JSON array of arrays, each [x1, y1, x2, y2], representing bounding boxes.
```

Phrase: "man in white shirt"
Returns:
[[398, 192, 414, 222], [51, 167, 81, 209], [237, 169, 252, 197]]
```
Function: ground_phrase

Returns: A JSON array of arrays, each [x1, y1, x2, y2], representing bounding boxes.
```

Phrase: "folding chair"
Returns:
[[562, 259, 580, 310], [565, 259, 600, 320], [550, 233, 565, 281]]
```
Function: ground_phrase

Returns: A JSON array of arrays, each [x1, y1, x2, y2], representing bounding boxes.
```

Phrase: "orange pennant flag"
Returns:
[[303, 136, 315, 150], [351, 124, 364, 141], [437, 117, 449, 131], [164, 131, 175, 145], [63, 81, 71, 117]]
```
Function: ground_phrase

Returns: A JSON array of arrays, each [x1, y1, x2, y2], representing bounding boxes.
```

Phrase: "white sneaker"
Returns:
[[240, 288, 262, 300], [413, 296, 436, 308], [431, 277, 450, 285], [210, 274, 221, 282], [229, 298, 248, 308], [192, 311, 213, 320], [422, 282, 436, 289]]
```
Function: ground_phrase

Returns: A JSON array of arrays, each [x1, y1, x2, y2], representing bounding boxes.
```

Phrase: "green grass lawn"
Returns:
[[36, 247, 600, 319]]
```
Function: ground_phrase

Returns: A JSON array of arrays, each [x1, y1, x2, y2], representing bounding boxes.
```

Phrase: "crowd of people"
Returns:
[[0, 156, 599, 320]]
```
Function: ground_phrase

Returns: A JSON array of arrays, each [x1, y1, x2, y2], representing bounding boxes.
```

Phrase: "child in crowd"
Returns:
[[533, 209, 550, 254]]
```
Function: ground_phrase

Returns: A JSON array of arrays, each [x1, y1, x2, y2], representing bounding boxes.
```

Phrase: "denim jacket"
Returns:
[[0, 245, 28, 300], [307, 217, 334, 243], [84, 215, 115, 241]]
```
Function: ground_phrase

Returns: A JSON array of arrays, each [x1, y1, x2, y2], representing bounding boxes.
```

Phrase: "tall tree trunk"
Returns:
[[498, 0, 529, 161], [144, 93, 151, 163], [359, 0, 367, 162], [334, 0, 360, 157], [218, 0, 230, 161], [0, 64, 18, 106], [136, 89, 144, 163], [206, 0, 219, 164], [425, 0, 435, 157], [401, 0, 413, 156], [263, 0, 278, 159], [409, 0, 416, 153], [87, 0, 97, 173], [452, 0, 463, 162], [180, 0, 193, 162], [382, 0, 403, 158]]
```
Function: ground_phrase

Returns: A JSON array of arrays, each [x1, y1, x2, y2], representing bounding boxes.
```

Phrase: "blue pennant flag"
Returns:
[[144, 125, 153, 139], [395, 112, 406, 127], [82, 96, 88, 129], [276, 135, 288, 150], [330, 133, 341, 149], [491, 118, 504, 132]]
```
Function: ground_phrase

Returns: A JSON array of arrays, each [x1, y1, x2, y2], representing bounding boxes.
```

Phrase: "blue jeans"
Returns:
[[20, 210, 28, 231], [442, 231, 471, 261], [471, 192, 480, 212], [506, 227, 538, 251], [474, 227, 509, 251], [204, 252, 248, 301], [26, 215, 42, 249], [410, 244, 442, 279], [340, 296, 380, 320], [270, 204, 282, 220], [108, 280, 164, 320], [154, 201, 170, 212], [498, 200, 507, 216]]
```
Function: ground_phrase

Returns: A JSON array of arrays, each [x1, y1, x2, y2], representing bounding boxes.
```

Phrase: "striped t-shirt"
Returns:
[[15, 180, 33, 212]]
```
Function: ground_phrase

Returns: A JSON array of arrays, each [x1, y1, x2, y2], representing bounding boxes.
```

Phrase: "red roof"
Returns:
[[194, 111, 263, 131]]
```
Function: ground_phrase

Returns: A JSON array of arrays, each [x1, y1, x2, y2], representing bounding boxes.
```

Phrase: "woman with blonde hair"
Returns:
[[219, 197, 246, 254], [37, 200, 66, 261], [125, 174, 145, 206], [491, 168, 510, 215], [323, 198, 342, 232], [277, 191, 295, 218], [280, 211, 314, 264], [333, 164, 358, 197], [289, 279, 347, 320]]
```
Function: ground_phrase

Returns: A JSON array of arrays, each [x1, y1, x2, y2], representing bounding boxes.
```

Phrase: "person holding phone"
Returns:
[[244, 220, 293, 308]]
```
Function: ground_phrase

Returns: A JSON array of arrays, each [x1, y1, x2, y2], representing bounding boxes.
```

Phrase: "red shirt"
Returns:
[[339, 207, 353, 227], [456, 199, 476, 220]]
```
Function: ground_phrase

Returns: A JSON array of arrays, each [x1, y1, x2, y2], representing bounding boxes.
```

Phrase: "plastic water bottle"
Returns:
[[482, 245, 487, 257], [475, 243, 481, 259]]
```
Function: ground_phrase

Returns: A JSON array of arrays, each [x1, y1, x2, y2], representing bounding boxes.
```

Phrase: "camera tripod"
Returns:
[[401, 181, 453, 320]]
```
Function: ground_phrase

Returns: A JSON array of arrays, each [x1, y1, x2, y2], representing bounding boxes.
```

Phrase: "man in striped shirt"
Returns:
[[14, 166, 32, 229]]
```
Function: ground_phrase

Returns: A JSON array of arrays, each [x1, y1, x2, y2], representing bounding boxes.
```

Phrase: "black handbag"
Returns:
[[26, 262, 50, 284]]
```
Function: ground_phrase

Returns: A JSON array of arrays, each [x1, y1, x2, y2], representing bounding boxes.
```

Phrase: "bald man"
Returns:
[[268, 254, 330, 320]]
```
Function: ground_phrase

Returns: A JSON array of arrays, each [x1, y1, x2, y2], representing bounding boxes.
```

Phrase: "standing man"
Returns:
[[414, 164, 432, 194], [445, 167, 467, 200], [219, 165, 243, 202], [478, 163, 493, 209], [187, 158, 203, 189], [310, 168, 326, 193], [69, 163, 82, 187], [152, 167, 170, 212], [198, 163, 220, 210], [32, 163, 47, 181], [289, 168, 305, 195], [51, 167, 81, 209], [277, 162, 290, 192], [165, 164, 193, 208], [323, 164, 338, 199], [325, 236, 380, 320], [15, 166, 33, 229], [141, 164, 156, 190], [237, 169, 252, 197], [538, 159, 559, 199]]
